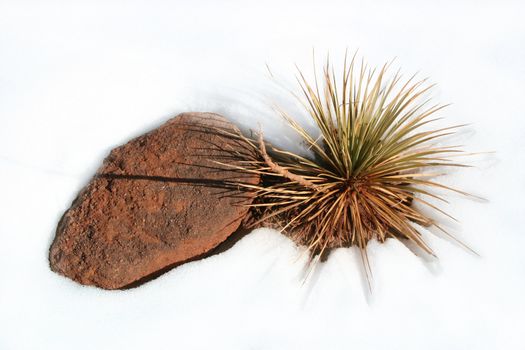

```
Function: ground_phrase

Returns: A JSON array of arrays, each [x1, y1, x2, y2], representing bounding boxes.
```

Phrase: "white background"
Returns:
[[1, 0, 524, 349]]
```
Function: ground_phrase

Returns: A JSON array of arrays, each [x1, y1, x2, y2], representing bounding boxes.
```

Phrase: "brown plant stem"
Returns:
[[258, 131, 322, 192]]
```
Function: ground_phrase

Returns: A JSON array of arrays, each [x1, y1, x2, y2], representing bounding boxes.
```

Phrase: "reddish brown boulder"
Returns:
[[49, 113, 259, 289]]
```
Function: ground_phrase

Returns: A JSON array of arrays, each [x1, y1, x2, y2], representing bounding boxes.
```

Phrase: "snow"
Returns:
[[1, 0, 524, 349]]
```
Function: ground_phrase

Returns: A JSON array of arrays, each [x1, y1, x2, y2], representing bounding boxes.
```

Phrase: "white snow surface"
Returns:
[[1, 0, 524, 349]]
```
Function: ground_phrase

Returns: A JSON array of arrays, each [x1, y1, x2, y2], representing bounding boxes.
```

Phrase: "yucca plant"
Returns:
[[222, 53, 475, 284]]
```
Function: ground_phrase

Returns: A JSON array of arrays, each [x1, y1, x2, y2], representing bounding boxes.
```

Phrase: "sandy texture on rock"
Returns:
[[49, 113, 259, 289]]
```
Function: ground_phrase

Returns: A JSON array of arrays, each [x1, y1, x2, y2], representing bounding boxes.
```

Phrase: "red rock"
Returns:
[[49, 113, 259, 289]]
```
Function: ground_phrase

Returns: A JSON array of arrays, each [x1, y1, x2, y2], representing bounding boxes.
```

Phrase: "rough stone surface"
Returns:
[[49, 113, 259, 289]]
